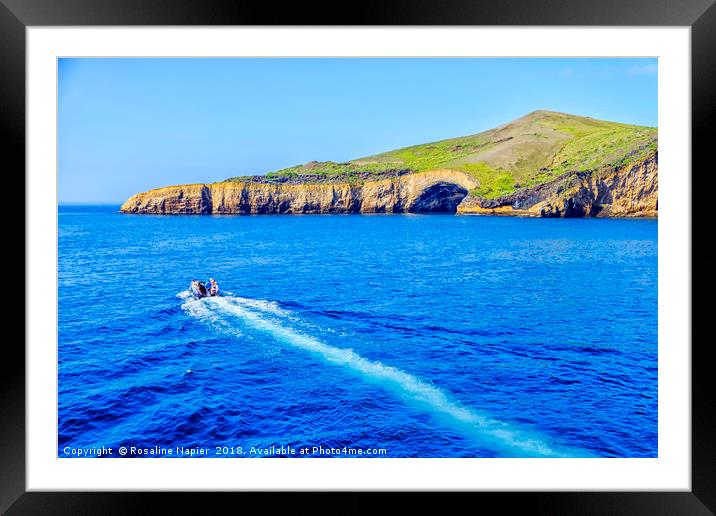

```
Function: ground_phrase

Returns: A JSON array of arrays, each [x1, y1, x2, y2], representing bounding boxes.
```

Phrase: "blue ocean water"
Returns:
[[58, 205, 658, 458]]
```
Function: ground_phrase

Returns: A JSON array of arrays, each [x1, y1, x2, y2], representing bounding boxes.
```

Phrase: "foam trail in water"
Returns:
[[231, 296, 291, 317], [182, 294, 584, 457]]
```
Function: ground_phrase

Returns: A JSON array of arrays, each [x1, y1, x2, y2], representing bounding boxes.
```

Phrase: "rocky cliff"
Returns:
[[119, 170, 480, 215], [457, 153, 658, 217], [120, 154, 657, 217]]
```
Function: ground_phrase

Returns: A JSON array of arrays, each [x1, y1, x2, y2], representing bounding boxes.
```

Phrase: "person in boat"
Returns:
[[208, 278, 219, 297]]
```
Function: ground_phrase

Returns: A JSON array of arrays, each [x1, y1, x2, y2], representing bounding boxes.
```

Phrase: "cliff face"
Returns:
[[120, 155, 657, 217], [120, 170, 479, 215], [456, 153, 658, 217]]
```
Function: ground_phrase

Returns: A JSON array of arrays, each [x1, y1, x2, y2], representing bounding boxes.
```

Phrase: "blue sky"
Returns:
[[58, 58, 657, 203]]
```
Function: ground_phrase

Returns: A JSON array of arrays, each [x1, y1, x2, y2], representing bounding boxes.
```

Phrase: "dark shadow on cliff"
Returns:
[[408, 182, 468, 213]]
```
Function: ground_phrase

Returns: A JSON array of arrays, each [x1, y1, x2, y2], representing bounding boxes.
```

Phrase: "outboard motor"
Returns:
[[190, 281, 209, 299]]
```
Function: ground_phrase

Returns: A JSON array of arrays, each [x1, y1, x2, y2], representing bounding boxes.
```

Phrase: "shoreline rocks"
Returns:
[[120, 154, 657, 218]]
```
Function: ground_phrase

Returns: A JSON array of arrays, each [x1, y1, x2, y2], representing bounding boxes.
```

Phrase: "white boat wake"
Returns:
[[181, 292, 588, 457]]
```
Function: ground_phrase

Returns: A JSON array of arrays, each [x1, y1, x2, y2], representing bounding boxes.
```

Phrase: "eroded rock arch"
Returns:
[[407, 181, 469, 213]]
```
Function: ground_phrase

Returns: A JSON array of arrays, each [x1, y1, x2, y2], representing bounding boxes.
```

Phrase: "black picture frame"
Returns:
[[3, 1, 713, 514]]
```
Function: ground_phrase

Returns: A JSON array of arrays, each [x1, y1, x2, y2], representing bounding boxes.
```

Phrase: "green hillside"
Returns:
[[227, 110, 657, 199]]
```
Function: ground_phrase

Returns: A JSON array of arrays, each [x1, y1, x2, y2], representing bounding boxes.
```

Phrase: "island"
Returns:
[[120, 110, 657, 217]]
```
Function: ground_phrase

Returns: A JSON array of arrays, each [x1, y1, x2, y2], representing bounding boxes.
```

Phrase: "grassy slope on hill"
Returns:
[[226, 110, 657, 199]]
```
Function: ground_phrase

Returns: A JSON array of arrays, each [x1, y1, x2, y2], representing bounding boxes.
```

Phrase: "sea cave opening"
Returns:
[[408, 182, 469, 213]]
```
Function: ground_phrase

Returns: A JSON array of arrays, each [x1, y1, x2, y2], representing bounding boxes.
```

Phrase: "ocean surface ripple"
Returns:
[[58, 206, 657, 458]]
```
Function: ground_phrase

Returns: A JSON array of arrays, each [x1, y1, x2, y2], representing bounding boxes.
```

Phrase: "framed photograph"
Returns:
[[5, 0, 713, 513]]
